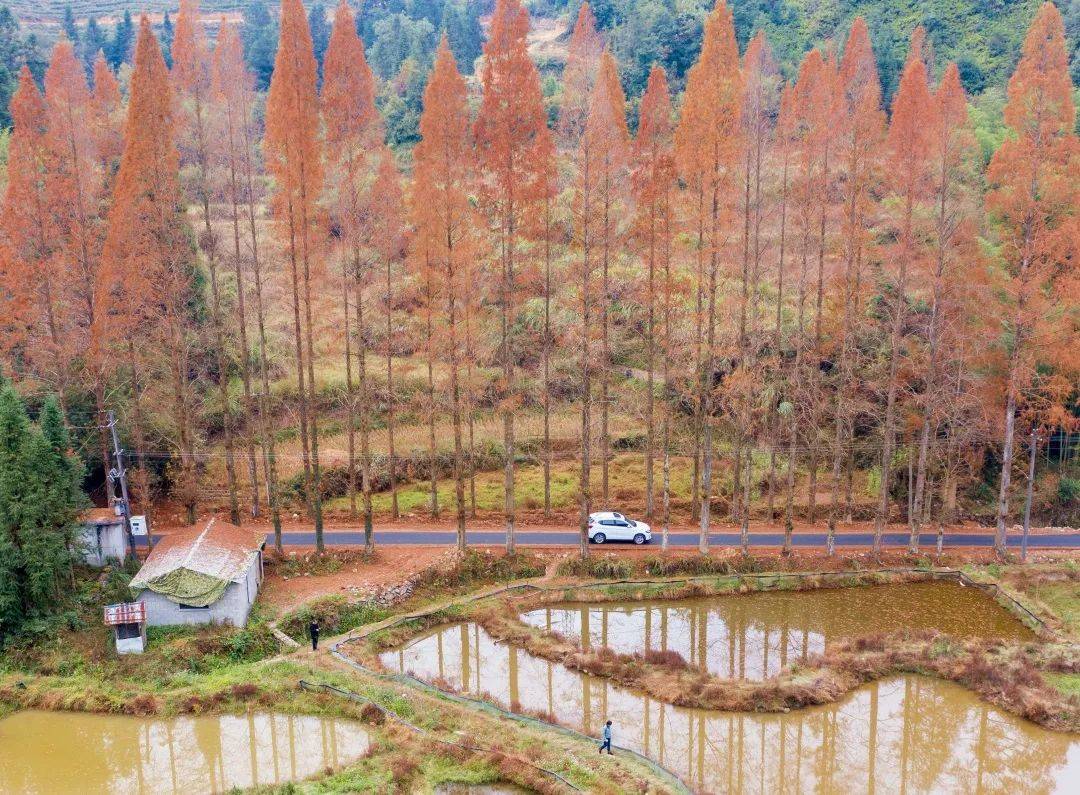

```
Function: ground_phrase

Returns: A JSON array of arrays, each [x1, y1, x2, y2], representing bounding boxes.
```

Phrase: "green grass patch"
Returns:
[[1046, 673, 1080, 698]]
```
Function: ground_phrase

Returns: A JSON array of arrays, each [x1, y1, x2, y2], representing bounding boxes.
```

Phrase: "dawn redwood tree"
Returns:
[[2, 68, 67, 405], [101, 17, 198, 523], [633, 64, 675, 545], [473, 0, 554, 554], [781, 50, 827, 550], [674, 2, 742, 552], [372, 148, 407, 519], [909, 62, 980, 550], [783, 48, 839, 542], [731, 31, 779, 532], [573, 48, 629, 557], [558, 1, 603, 150], [988, 2, 1078, 554], [827, 17, 885, 551], [91, 54, 124, 175], [265, 0, 326, 551], [212, 20, 283, 549], [412, 37, 476, 550], [873, 33, 935, 554], [322, 0, 382, 550], [43, 40, 112, 481], [766, 81, 796, 523], [174, 0, 242, 525], [592, 50, 629, 508]]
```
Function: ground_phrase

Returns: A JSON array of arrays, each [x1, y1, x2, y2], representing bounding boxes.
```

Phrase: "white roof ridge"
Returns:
[[179, 517, 217, 571]]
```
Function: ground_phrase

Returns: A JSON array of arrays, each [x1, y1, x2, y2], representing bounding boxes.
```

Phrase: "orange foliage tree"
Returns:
[[322, 0, 382, 548], [633, 64, 676, 546], [100, 17, 196, 521], [673, 2, 742, 551], [265, 0, 326, 550], [473, 0, 555, 553], [826, 17, 885, 550], [43, 39, 113, 488], [212, 19, 284, 548], [872, 33, 935, 553], [174, 0, 244, 525], [2, 68, 64, 401], [558, 1, 603, 149], [987, 2, 1078, 553], [412, 37, 477, 549]]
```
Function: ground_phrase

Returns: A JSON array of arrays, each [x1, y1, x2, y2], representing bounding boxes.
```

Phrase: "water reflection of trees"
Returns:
[[0, 711, 369, 793], [519, 583, 1031, 681], [386, 623, 1075, 793]]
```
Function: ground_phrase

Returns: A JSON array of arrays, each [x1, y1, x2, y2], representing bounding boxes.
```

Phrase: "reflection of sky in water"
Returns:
[[384, 623, 1079, 794], [519, 581, 1035, 680], [0, 711, 369, 795]]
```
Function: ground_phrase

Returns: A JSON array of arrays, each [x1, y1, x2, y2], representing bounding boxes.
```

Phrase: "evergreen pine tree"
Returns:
[[0, 381, 30, 639], [62, 6, 80, 45], [82, 17, 107, 76], [160, 11, 175, 68], [308, 1, 331, 79], [108, 10, 135, 68]]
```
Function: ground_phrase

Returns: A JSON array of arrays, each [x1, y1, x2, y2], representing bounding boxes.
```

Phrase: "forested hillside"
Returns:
[[0, 0, 1076, 559], [1, 1, 1078, 131]]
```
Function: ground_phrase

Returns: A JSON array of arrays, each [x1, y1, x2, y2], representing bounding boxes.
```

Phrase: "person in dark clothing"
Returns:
[[598, 720, 613, 754], [309, 619, 320, 652]]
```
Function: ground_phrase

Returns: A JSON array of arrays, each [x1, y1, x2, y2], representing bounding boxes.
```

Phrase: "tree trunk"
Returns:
[[342, 257, 358, 521], [698, 173, 721, 554], [425, 268, 439, 519], [543, 199, 553, 518], [448, 266, 466, 550], [385, 258, 399, 518], [356, 258, 373, 552], [502, 208, 517, 554], [874, 192, 913, 555], [645, 200, 656, 519]]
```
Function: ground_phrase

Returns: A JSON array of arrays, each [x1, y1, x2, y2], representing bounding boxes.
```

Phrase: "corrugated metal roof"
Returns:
[[129, 518, 264, 599]]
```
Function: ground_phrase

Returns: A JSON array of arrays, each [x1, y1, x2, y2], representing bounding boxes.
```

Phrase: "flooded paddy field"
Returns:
[[378, 579, 1078, 793], [519, 580, 1035, 679], [0, 710, 370, 794]]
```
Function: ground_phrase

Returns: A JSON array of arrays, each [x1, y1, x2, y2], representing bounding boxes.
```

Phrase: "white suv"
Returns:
[[588, 512, 652, 545]]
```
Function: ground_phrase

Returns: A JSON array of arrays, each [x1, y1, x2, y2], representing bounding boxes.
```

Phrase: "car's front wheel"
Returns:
[[633, 533, 646, 545], [592, 532, 606, 544]]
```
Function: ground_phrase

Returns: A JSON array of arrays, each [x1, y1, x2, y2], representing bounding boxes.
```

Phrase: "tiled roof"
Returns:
[[129, 518, 264, 594]]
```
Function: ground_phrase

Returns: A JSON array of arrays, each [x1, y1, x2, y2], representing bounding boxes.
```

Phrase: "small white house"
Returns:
[[129, 518, 265, 627], [78, 508, 131, 566]]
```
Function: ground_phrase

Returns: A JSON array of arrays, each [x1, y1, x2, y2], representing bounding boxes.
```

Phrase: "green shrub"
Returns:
[[555, 555, 633, 580], [279, 595, 391, 641], [643, 555, 732, 577]]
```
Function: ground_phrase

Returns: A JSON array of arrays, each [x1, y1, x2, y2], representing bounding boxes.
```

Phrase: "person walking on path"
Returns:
[[598, 720, 613, 754], [309, 619, 320, 652]]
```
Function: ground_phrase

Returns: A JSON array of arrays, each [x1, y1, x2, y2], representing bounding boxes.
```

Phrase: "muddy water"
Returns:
[[519, 581, 1035, 680], [0, 710, 370, 794], [382, 623, 1079, 794]]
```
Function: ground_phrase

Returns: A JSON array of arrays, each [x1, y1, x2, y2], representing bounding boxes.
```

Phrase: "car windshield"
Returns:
[[628, 520, 637, 526]]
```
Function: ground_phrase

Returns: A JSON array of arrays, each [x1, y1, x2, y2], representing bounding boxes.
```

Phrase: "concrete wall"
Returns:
[[137, 552, 263, 628], [78, 522, 129, 567]]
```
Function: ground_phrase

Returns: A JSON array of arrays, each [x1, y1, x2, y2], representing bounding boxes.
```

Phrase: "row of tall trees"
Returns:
[[0, 1, 1075, 560]]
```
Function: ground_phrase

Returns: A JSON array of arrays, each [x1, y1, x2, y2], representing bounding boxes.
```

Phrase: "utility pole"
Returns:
[[104, 410, 137, 560], [1021, 426, 1039, 562]]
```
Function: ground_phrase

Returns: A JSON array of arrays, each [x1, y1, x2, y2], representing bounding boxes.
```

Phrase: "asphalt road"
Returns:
[[141, 529, 1080, 548]]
